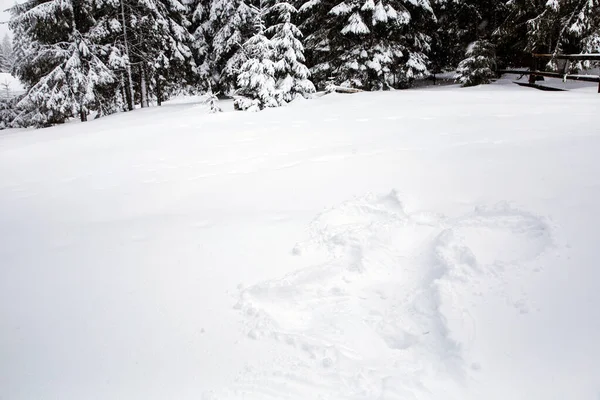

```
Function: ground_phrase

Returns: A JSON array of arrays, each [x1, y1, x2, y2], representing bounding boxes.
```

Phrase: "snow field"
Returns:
[[1, 79, 600, 400]]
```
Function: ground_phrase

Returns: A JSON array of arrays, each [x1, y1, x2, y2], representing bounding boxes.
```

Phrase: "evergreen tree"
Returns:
[[0, 96, 20, 130], [430, 0, 506, 72], [88, 0, 196, 109], [0, 80, 21, 130], [299, 0, 435, 90], [86, 0, 135, 110], [202, 0, 258, 92], [202, 82, 222, 112], [123, 0, 196, 106], [495, 0, 599, 67], [455, 39, 497, 86], [9, 0, 117, 126], [1, 35, 15, 73], [186, 0, 212, 87], [558, 0, 600, 58], [0, 41, 6, 73], [268, 1, 315, 102], [236, 0, 278, 110]]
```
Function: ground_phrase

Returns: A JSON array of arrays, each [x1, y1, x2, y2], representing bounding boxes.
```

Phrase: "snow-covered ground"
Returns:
[[1, 79, 599, 400]]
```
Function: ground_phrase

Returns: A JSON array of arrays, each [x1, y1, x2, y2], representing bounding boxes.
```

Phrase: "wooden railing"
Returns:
[[498, 53, 600, 93]]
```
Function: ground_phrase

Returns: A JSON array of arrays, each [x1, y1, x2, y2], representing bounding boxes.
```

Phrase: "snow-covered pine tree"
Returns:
[[150, 0, 197, 102], [574, 0, 600, 55], [202, 82, 222, 112], [9, 0, 116, 126], [127, 0, 196, 106], [0, 43, 6, 73], [298, 0, 435, 90], [557, 0, 600, 69], [89, 0, 196, 109], [267, 1, 315, 102], [430, 0, 506, 73], [201, 0, 258, 93], [1, 35, 15, 73], [455, 39, 496, 86], [185, 0, 212, 88], [295, 0, 332, 80], [0, 96, 20, 130], [85, 0, 135, 110], [236, 0, 278, 110], [497, 0, 600, 62], [0, 79, 20, 130]]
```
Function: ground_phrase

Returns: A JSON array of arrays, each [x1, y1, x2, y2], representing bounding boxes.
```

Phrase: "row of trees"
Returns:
[[3, 0, 600, 128]]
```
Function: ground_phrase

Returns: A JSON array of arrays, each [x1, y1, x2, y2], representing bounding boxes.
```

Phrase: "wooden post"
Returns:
[[529, 55, 537, 84]]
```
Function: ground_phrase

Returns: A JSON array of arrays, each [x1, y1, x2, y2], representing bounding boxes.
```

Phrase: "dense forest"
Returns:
[[2, 0, 599, 127]]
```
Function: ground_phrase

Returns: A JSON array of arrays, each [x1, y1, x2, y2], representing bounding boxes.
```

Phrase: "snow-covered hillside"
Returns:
[[1, 80, 599, 400]]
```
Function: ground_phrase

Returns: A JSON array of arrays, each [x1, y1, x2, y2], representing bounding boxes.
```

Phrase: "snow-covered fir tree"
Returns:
[[455, 39, 497, 86], [202, 82, 222, 112], [88, 0, 196, 108], [9, 0, 196, 127], [268, 1, 315, 102], [299, 0, 435, 90], [236, 1, 278, 110], [185, 0, 212, 87], [429, 0, 506, 72], [84, 0, 133, 110], [9, 0, 117, 126], [0, 35, 14, 73], [4, 0, 599, 129], [0, 89, 21, 130], [496, 0, 600, 60], [575, 0, 600, 54], [201, 0, 258, 92], [121, 0, 196, 106], [553, 0, 600, 62], [0, 46, 5, 74]]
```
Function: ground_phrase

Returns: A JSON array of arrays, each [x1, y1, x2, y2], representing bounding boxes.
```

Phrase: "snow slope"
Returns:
[[1, 80, 599, 400]]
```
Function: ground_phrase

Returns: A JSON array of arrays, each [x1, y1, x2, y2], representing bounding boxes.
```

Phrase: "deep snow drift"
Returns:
[[1, 79, 599, 400]]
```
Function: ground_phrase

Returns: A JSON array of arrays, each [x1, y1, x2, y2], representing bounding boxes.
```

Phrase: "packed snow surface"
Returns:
[[1, 79, 599, 400]]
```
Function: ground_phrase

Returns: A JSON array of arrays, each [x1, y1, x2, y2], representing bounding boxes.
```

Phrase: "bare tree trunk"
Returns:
[[121, 0, 135, 111], [120, 74, 128, 111], [140, 65, 149, 108], [71, 17, 88, 123], [156, 77, 162, 106]]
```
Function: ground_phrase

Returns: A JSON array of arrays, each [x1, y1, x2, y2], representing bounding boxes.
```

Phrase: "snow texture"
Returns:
[[1, 78, 600, 400]]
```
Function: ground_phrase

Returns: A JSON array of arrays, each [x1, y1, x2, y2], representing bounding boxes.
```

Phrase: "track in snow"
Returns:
[[231, 191, 552, 400]]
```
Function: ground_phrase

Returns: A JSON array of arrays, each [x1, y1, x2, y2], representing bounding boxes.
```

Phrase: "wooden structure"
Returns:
[[499, 53, 600, 93], [326, 85, 364, 94]]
